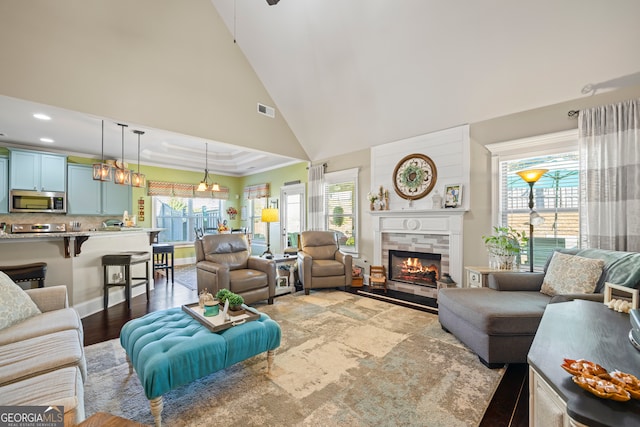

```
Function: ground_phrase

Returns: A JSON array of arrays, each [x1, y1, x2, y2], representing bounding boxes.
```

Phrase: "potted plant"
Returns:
[[215, 289, 232, 304], [482, 226, 528, 270], [226, 293, 244, 311], [367, 192, 378, 211]]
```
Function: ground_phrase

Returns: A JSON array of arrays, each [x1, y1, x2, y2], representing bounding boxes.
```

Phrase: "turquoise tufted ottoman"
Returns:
[[120, 306, 281, 427]]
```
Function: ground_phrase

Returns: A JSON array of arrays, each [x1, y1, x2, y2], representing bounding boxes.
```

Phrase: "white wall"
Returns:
[[370, 125, 470, 211]]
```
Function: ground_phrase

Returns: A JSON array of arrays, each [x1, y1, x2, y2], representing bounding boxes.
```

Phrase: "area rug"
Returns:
[[84, 291, 504, 426], [171, 264, 197, 290]]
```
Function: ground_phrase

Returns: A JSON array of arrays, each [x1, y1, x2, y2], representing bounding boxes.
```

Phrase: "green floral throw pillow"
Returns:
[[540, 252, 605, 296], [0, 271, 41, 330]]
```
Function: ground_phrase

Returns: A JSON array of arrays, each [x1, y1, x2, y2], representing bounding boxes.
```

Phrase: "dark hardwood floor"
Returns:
[[82, 274, 197, 346], [81, 274, 528, 426]]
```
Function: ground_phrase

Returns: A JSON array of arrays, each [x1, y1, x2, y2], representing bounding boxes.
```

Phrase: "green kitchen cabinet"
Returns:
[[67, 164, 131, 215], [9, 149, 66, 192], [0, 157, 7, 213]]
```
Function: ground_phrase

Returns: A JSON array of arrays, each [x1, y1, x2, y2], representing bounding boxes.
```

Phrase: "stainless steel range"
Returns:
[[11, 223, 67, 233]]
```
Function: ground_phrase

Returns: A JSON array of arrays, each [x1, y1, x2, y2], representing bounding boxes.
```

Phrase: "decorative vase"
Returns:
[[370, 201, 375, 211], [489, 253, 517, 270], [431, 190, 443, 209]]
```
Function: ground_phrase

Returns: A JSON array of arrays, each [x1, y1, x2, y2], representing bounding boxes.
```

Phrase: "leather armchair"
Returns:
[[297, 231, 352, 295], [195, 234, 276, 305]]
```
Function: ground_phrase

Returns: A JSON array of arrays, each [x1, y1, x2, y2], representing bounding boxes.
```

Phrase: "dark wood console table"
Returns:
[[528, 300, 640, 427]]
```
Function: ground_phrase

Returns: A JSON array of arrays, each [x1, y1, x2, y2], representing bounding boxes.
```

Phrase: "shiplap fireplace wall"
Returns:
[[369, 125, 471, 289]]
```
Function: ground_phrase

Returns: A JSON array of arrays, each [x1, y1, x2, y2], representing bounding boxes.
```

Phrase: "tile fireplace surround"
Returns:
[[369, 209, 465, 298]]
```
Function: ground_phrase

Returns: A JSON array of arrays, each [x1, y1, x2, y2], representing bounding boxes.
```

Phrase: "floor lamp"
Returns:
[[516, 169, 548, 272], [261, 205, 279, 258]]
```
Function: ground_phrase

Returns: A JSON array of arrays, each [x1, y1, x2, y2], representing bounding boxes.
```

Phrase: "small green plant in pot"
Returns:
[[226, 293, 244, 310], [215, 289, 232, 303], [482, 226, 528, 270]]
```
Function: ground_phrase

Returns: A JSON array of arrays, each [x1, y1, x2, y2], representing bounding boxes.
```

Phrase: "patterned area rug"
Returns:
[[171, 264, 197, 290], [84, 291, 504, 426]]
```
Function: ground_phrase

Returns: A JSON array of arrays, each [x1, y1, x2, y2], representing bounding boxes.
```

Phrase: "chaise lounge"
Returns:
[[438, 248, 640, 367]]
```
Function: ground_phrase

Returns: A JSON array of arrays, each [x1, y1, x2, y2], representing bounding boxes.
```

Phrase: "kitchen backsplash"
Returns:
[[0, 213, 124, 231]]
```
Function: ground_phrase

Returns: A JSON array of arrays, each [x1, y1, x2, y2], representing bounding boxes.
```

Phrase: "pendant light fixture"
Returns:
[[197, 142, 211, 191], [131, 130, 146, 188], [114, 123, 131, 185], [92, 120, 113, 181]]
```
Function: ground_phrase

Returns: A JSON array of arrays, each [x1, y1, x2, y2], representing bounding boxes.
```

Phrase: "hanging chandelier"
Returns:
[[92, 120, 113, 181], [197, 143, 220, 192], [131, 130, 146, 188], [114, 123, 131, 185]]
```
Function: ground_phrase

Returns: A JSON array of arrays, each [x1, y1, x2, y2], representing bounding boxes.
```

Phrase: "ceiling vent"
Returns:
[[257, 103, 275, 118]]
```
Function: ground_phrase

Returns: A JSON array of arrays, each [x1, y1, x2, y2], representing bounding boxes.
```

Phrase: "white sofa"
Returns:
[[0, 285, 86, 425]]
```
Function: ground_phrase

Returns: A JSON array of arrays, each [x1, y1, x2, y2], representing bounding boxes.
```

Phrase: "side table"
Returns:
[[273, 254, 297, 296], [464, 266, 504, 288]]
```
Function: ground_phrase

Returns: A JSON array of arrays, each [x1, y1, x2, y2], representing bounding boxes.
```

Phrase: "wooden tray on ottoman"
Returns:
[[182, 303, 260, 333]]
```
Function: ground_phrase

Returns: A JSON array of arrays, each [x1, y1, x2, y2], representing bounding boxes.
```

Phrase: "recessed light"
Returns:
[[40, 137, 55, 143], [33, 113, 51, 120]]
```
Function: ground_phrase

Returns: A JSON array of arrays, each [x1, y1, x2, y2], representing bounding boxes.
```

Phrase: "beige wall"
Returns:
[[463, 139, 493, 268], [0, 0, 308, 161], [471, 85, 640, 146]]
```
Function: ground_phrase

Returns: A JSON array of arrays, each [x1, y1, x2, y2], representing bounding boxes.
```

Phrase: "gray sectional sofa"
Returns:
[[438, 248, 640, 368]]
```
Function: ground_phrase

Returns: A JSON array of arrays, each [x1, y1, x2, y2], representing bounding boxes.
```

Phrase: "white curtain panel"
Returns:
[[579, 98, 640, 251], [307, 164, 325, 230]]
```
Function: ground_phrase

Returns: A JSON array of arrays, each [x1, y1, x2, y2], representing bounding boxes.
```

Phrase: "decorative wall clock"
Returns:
[[392, 153, 437, 201]]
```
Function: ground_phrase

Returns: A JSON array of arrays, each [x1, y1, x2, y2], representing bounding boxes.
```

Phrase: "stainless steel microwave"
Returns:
[[9, 190, 67, 213]]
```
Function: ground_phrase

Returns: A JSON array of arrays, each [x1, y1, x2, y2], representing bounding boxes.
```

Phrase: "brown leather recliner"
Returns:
[[195, 234, 276, 305], [297, 231, 352, 295]]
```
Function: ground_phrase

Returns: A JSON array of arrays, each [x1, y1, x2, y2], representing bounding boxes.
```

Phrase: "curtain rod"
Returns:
[[306, 163, 327, 170], [568, 110, 580, 118]]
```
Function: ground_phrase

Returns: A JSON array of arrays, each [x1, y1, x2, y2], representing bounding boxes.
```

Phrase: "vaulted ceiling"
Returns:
[[1, 1, 639, 175], [212, 0, 640, 158]]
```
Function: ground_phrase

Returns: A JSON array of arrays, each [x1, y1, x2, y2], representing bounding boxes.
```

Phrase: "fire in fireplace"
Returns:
[[388, 250, 442, 287]]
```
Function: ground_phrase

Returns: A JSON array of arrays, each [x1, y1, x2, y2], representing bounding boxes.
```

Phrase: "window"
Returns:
[[153, 196, 221, 243], [324, 168, 358, 253], [500, 153, 579, 269], [250, 198, 268, 242], [488, 130, 579, 270]]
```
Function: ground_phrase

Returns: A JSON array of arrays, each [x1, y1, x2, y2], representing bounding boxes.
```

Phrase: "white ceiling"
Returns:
[[0, 94, 299, 176], [1, 1, 640, 175], [212, 0, 640, 159]]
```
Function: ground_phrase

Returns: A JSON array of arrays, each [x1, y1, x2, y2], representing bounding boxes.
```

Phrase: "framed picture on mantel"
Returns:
[[444, 184, 462, 208]]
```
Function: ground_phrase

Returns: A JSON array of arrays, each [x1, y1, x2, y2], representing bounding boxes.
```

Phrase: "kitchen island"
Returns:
[[0, 228, 164, 317]]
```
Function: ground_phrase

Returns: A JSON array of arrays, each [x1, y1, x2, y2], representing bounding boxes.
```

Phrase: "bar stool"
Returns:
[[0, 262, 47, 288], [102, 252, 150, 310], [152, 243, 174, 284]]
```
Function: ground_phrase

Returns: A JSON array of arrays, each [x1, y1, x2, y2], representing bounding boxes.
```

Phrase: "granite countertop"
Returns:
[[0, 228, 164, 240]]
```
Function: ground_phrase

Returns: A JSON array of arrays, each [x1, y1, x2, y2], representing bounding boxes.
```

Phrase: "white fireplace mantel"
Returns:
[[369, 208, 466, 285]]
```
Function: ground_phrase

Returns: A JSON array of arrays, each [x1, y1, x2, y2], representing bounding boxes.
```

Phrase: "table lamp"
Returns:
[[261, 206, 279, 258]]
